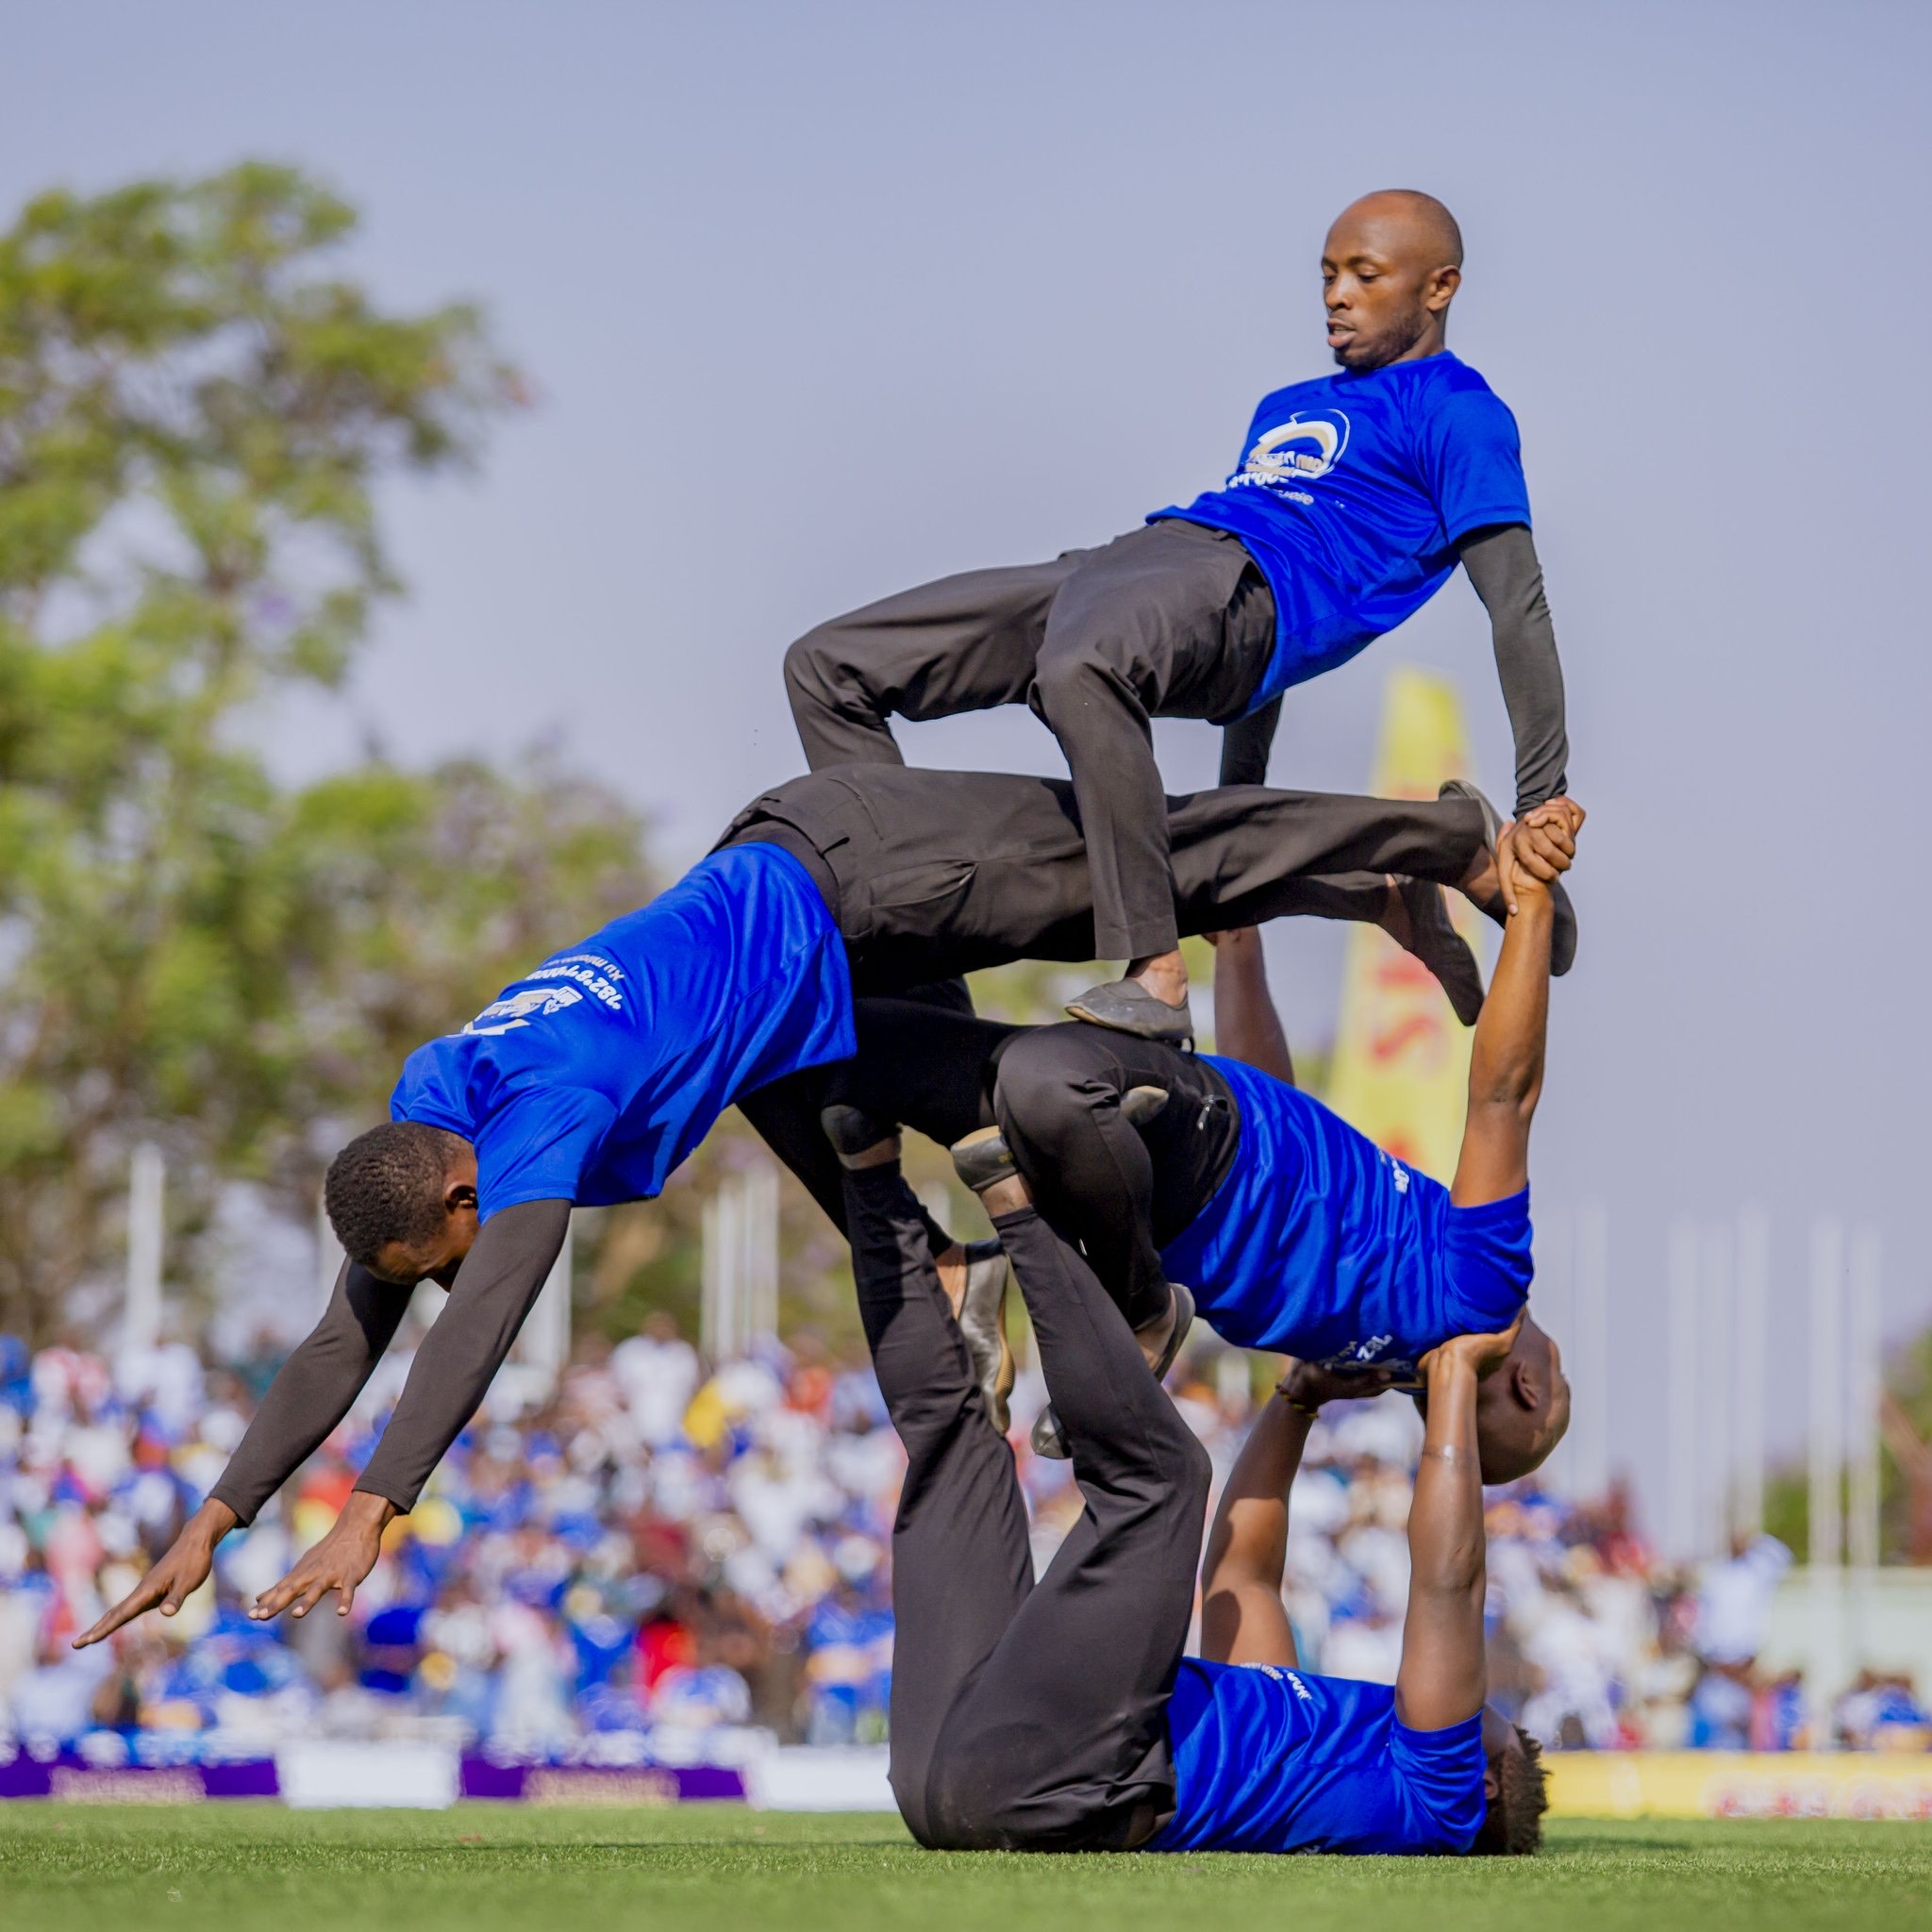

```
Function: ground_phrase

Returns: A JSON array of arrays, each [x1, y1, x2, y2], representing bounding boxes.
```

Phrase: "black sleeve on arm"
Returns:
[[1457, 522, 1569, 814], [351, 1198, 571, 1514], [208, 1261, 410, 1526], [1218, 695, 1282, 790]]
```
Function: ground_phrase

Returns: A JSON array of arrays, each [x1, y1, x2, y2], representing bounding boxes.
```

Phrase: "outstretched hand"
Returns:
[[71, 1500, 237, 1648], [248, 1491, 396, 1623]]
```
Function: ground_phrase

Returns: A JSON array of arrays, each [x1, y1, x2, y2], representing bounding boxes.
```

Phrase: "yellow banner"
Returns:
[[1324, 668, 1482, 1178], [1547, 1752, 1932, 1821]]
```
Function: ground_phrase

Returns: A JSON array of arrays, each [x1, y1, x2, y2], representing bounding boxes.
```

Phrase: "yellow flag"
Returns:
[[1324, 668, 1484, 1181]]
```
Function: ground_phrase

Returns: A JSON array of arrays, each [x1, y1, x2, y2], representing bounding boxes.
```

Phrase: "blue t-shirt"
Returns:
[[391, 843, 855, 1219], [1150, 354, 1530, 711], [1149, 1658, 1486, 1856], [1158, 1056, 1531, 1376]]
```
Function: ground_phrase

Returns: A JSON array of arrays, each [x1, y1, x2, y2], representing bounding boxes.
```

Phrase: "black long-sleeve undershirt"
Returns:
[[1214, 523, 1569, 815], [1457, 521, 1569, 814], [207, 1198, 570, 1524]]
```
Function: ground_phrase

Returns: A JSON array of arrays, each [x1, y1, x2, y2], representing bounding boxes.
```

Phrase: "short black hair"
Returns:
[[325, 1123, 467, 1267], [1476, 1726, 1549, 1856]]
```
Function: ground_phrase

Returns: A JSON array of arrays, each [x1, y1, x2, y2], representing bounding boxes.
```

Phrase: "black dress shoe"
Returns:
[[956, 1240, 1015, 1435], [1439, 778, 1577, 976], [950, 1125, 1016, 1194], [1396, 876, 1485, 1026], [1063, 977, 1194, 1046]]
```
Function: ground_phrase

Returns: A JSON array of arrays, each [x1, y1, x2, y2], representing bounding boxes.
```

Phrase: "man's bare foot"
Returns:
[[1126, 949, 1190, 1008], [840, 1133, 900, 1172]]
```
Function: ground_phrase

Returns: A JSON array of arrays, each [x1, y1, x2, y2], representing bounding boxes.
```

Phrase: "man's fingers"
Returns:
[[74, 1575, 165, 1647], [337, 1575, 357, 1618]]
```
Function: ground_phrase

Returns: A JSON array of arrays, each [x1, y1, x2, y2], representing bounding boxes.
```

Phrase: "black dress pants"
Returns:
[[716, 763, 1487, 997], [784, 521, 1283, 960], [846, 1162, 1208, 1851]]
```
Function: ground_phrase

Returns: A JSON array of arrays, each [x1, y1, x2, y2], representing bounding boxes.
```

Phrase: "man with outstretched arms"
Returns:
[[75, 765, 1521, 1645], [774, 797, 1580, 1480], [814, 1098, 1547, 1856], [785, 190, 1574, 1041]]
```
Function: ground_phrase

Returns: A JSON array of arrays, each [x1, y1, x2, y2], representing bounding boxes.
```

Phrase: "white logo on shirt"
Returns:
[[462, 984, 585, 1036], [1236, 408, 1351, 487]]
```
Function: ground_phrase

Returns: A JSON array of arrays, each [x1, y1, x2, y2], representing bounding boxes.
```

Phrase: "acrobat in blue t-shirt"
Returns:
[[391, 842, 856, 1218], [1150, 352, 1532, 711]]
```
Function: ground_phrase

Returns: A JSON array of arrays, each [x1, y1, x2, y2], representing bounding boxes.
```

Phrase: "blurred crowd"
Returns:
[[3, 1325, 1928, 1764]]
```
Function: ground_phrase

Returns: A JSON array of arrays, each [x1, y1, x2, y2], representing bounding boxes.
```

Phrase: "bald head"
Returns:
[[1321, 191, 1465, 371]]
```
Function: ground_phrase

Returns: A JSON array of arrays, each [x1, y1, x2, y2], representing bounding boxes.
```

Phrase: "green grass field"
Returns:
[[5, 1806, 1929, 1932]]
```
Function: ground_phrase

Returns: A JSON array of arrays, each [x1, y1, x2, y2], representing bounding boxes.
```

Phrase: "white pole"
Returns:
[[701, 1191, 723, 1363], [125, 1144, 165, 1353], [1733, 1207, 1769, 1540], [1847, 1227, 1882, 1573], [1535, 1208, 1573, 1495], [1666, 1217, 1701, 1558], [1701, 1222, 1734, 1555], [1575, 1200, 1609, 1501], [748, 1163, 780, 1349], [1809, 1218, 1845, 1735]]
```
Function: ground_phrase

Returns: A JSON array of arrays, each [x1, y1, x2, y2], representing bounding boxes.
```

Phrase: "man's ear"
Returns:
[[444, 1178, 479, 1216], [1508, 1350, 1542, 1412], [1483, 1757, 1502, 1802], [1424, 264, 1460, 314]]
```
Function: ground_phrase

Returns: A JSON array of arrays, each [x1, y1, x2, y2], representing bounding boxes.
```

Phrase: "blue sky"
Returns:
[[6, 1, 1928, 1531]]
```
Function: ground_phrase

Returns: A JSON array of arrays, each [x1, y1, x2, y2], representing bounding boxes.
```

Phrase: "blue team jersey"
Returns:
[[1159, 1057, 1531, 1376], [391, 843, 855, 1219], [1149, 1658, 1486, 1856], [1150, 354, 1530, 711]]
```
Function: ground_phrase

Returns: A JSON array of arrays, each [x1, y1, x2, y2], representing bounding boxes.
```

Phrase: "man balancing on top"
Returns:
[[788, 797, 1579, 1484], [75, 762, 1553, 1645], [815, 1094, 1549, 1855], [785, 189, 1574, 1043]]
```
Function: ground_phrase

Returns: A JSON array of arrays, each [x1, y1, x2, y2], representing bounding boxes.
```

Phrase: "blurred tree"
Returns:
[[0, 164, 656, 1340]]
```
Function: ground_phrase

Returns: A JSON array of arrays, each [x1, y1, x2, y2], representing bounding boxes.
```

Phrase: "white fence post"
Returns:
[[1733, 1207, 1769, 1540], [124, 1144, 165, 1353], [1809, 1217, 1846, 1739], [1666, 1217, 1701, 1557]]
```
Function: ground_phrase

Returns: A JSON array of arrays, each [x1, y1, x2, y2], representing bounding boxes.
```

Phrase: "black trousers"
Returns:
[[743, 1002, 1228, 1338], [847, 1162, 1209, 1851], [716, 763, 1487, 997], [784, 521, 1283, 960]]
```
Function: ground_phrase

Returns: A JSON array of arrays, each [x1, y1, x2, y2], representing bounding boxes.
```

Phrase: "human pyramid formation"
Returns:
[[82, 192, 1584, 1857]]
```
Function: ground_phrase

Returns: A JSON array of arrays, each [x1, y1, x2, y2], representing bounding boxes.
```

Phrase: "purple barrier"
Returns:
[[0, 1748, 746, 1804], [459, 1759, 746, 1804], [0, 1753, 280, 1801]]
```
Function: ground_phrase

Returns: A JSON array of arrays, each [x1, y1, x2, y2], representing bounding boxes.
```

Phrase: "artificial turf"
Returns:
[[3, 1805, 1928, 1932]]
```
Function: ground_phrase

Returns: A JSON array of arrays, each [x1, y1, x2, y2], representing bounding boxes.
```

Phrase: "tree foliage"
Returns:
[[0, 164, 654, 1340]]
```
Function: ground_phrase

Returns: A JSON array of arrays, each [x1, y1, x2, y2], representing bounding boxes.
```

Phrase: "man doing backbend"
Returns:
[[776, 800, 1582, 1480]]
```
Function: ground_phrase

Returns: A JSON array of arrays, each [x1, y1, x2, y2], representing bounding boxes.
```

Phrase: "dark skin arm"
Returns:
[[1450, 802, 1582, 1208], [1395, 1313, 1522, 1731], [1200, 1361, 1396, 1665], [1204, 927, 1295, 1087]]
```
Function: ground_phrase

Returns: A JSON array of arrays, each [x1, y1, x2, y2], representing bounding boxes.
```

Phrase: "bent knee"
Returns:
[[992, 1032, 1107, 1148], [783, 626, 848, 705]]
